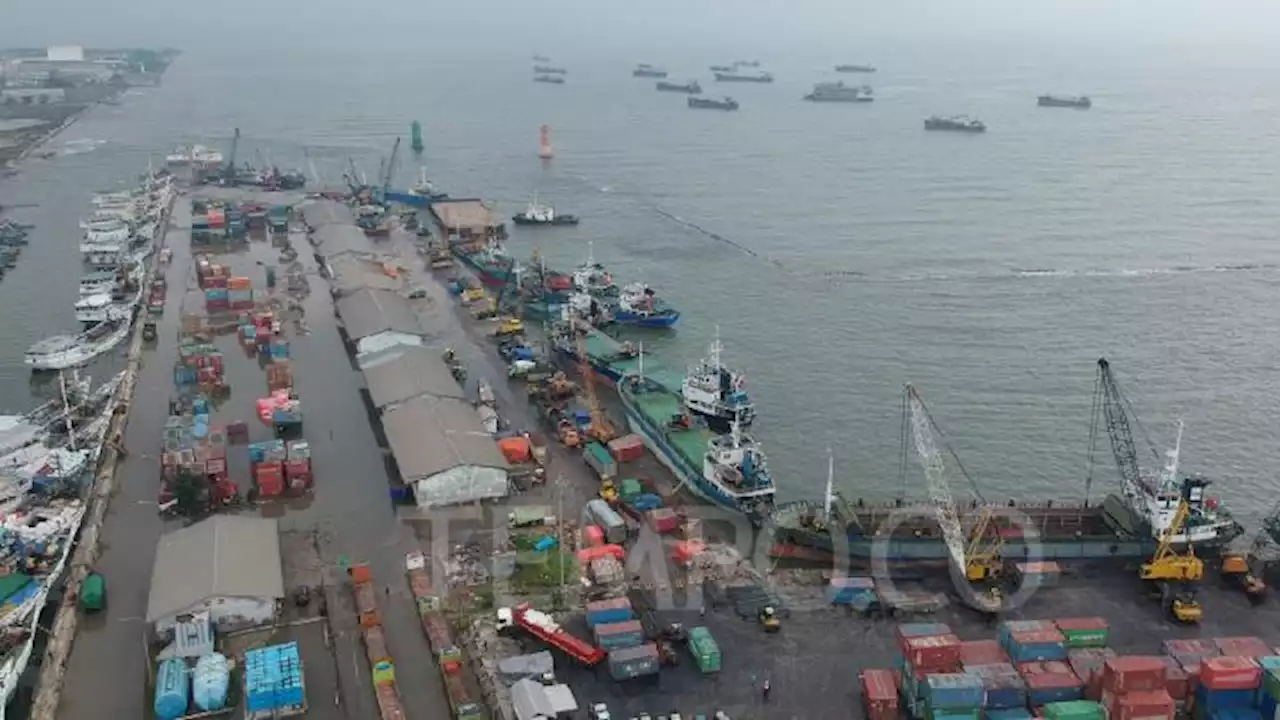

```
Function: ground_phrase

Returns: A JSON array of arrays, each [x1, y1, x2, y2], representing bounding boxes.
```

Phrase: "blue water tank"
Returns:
[[153, 658, 190, 720], [193, 653, 230, 712]]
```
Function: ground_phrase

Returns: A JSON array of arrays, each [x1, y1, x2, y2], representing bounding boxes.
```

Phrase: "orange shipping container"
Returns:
[[375, 682, 406, 720], [497, 436, 532, 464], [228, 276, 252, 290]]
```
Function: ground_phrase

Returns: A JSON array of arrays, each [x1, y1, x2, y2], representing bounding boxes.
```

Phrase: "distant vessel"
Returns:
[[688, 96, 739, 111], [512, 197, 579, 226], [804, 81, 874, 103], [924, 115, 986, 133], [611, 283, 680, 328], [1038, 94, 1092, 109], [835, 64, 876, 73], [534, 75, 565, 84], [681, 329, 754, 433], [709, 65, 734, 73], [532, 55, 551, 62], [733, 60, 761, 68], [714, 71, 773, 83], [534, 65, 567, 75], [656, 80, 702, 94], [632, 64, 668, 78]]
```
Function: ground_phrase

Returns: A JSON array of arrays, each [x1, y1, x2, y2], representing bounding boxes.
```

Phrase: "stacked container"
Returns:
[[286, 440, 312, 490], [1042, 700, 1105, 720], [267, 359, 293, 392], [1068, 648, 1117, 700], [594, 620, 644, 650], [585, 597, 633, 628], [1054, 618, 1109, 648], [1164, 638, 1220, 694], [249, 439, 287, 498], [1020, 661, 1084, 706], [607, 643, 659, 681], [1101, 657, 1174, 720], [205, 287, 229, 313], [1007, 629, 1068, 663], [1215, 638, 1273, 660], [228, 276, 254, 310], [1256, 657, 1280, 720], [688, 626, 721, 674], [1156, 656, 1192, 709], [966, 663, 1027, 710], [896, 625, 964, 719], [243, 642, 306, 719], [922, 673, 985, 720], [1195, 657, 1262, 720], [273, 403, 303, 441], [827, 577, 877, 607], [861, 669, 900, 720]]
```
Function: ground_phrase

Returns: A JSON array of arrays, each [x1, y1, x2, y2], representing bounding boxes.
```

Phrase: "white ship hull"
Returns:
[[25, 322, 131, 370]]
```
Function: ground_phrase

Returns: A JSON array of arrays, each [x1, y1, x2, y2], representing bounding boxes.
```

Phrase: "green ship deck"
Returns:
[[626, 381, 713, 470]]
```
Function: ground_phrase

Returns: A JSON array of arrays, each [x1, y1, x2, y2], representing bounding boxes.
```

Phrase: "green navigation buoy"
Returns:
[[410, 121, 424, 153]]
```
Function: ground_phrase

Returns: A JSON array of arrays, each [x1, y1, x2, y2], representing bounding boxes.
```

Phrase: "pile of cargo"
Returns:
[[174, 342, 227, 394], [585, 597, 660, 681], [247, 439, 312, 498], [159, 410, 237, 510], [266, 358, 293, 392], [404, 553, 484, 720], [195, 257, 228, 291], [255, 388, 302, 439], [351, 564, 406, 720], [243, 642, 306, 719], [154, 650, 233, 720]]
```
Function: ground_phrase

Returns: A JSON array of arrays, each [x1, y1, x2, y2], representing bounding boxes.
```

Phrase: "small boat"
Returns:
[[681, 329, 755, 432], [1038, 94, 1092, 109], [512, 197, 579, 226], [571, 242, 617, 297], [714, 71, 773, 83], [25, 320, 131, 371], [924, 115, 986, 133], [656, 80, 702, 94], [533, 74, 565, 84], [688, 96, 739, 111], [79, 271, 119, 296], [709, 65, 734, 72], [409, 167, 447, 201], [835, 64, 876, 73], [804, 81, 874, 103], [533, 65, 567, 75], [633, 64, 668, 78], [610, 283, 680, 328], [74, 292, 131, 325]]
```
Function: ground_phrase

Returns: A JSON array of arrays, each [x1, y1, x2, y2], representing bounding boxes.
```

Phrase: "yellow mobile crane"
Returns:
[[1139, 493, 1203, 623], [576, 329, 617, 443]]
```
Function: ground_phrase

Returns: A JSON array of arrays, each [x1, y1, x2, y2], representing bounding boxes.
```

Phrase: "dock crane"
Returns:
[[1139, 486, 1204, 622], [380, 137, 401, 201], [220, 127, 240, 186], [576, 329, 617, 443], [903, 385, 1004, 613]]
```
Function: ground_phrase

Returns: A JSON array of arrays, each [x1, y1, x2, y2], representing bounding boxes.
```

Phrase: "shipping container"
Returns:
[[375, 682, 406, 720], [829, 576, 878, 606], [646, 508, 680, 534], [1201, 657, 1262, 691], [608, 434, 646, 462], [966, 663, 1026, 709], [608, 643, 659, 681], [1195, 686, 1257, 714], [1157, 655, 1192, 703], [861, 669, 900, 720], [898, 623, 954, 645], [688, 626, 722, 674], [585, 499, 626, 544], [1043, 700, 1106, 720], [1215, 638, 1273, 660], [619, 478, 644, 501], [363, 625, 391, 666], [594, 620, 645, 650], [1008, 629, 1068, 663], [1014, 561, 1062, 588], [1103, 657, 1168, 695], [585, 597, 633, 628], [584, 441, 618, 477], [904, 634, 964, 671], [1108, 689, 1175, 720], [1054, 618, 1110, 648], [962, 640, 1010, 666]]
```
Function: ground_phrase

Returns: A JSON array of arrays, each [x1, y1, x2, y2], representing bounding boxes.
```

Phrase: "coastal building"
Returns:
[[511, 678, 579, 720], [362, 346, 467, 409], [334, 287, 427, 361], [382, 395, 510, 508], [329, 254, 407, 297], [430, 199, 505, 242], [145, 516, 284, 636]]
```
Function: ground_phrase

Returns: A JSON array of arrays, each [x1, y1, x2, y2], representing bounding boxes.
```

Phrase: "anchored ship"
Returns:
[[689, 96, 739, 111], [924, 115, 986, 133], [455, 240, 517, 288], [533, 75, 565, 85], [512, 197, 579, 226], [680, 329, 754, 432], [620, 373, 774, 523], [656, 80, 702, 94], [835, 64, 876, 73], [804, 82, 874, 103], [610, 283, 680, 328], [534, 65, 567, 75], [714, 71, 773, 83], [1038, 94, 1092, 109], [633, 64, 668, 78]]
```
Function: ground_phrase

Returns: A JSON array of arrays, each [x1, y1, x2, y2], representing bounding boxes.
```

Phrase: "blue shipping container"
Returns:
[[1008, 639, 1067, 663], [630, 493, 663, 511], [998, 620, 1052, 648], [901, 623, 953, 640], [244, 641, 305, 713], [1198, 687, 1257, 714], [1028, 685, 1083, 706], [174, 366, 197, 386], [983, 678, 1028, 710], [586, 607, 633, 628], [1212, 711, 1264, 720], [925, 674, 985, 709], [1258, 695, 1278, 720]]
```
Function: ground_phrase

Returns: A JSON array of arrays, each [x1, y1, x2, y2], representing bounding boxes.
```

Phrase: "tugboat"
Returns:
[[688, 96, 740, 111], [657, 80, 702, 94], [835, 64, 876, 73], [633, 64, 668, 78], [714, 70, 774, 83], [571, 241, 618, 297], [409, 167, 447, 201], [534, 65, 567, 75], [804, 82, 874, 103], [681, 329, 755, 432], [1038, 95, 1092, 109], [924, 115, 987, 133], [611, 283, 680, 328], [534, 74, 566, 85], [512, 197, 579, 226]]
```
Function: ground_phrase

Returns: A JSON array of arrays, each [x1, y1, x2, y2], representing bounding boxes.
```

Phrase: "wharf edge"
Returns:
[[28, 191, 176, 720]]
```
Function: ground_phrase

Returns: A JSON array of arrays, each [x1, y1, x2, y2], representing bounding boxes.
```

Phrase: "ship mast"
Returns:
[[708, 325, 723, 371], [59, 370, 77, 452], [823, 448, 834, 520]]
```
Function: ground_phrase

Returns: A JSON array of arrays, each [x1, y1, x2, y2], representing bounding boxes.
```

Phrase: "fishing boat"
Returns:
[[25, 320, 131, 371], [633, 64, 669, 78], [1038, 94, 1092, 109], [680, 329, 754, 432], [512, 197, 579, 226], [571, 242, 617, 297], [74, 292, 132, 325], [455, 240, 517, 288], [620, 373, 774, 522], [610, 283, 680, 328]]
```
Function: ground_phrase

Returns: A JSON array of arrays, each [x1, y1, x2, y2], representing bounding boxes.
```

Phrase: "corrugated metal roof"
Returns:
[[511, 679, 557, 720], [382, 395, 508, 482], [329, 255, 405, 297], [300, 199, 354, 229], [314, 224, 373, 260], [430, 200, 499, 232], [335, 288, 423, 341], [363, 346, 466, 408], [146, 516, 284, 623]]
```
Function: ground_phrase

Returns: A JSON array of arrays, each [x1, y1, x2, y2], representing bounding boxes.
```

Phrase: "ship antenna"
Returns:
[[730, 413, 741, 449], [586, 239, 595, 267], [824, 448, 834, 520], [709, 325, 722, 370], [59, 370, 77, 452], [1162, 419, 1183, 493], [638, 342, 644, 381]]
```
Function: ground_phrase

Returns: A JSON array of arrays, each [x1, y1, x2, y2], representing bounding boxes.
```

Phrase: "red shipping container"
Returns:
[[286, 459, 311, 477], [1199, 656, 1261, 691], [646, 508, 680, 534], [861, 669, 899, 720], [1156, 656, 1190, 702], [1054, 617, 1109, 632], [1213, 637, 1272, 659], [607, 434, 645, 463], [961, 640, 1010, 666], [1023, 670, 1082, 691], [1103, 657, 1168, 695], [582, 525, 605, 547], [903, 634, 963, 671], [206, 457, 227, 475], [1069, 648, 1117, 700], [253, 461, 284, 497], [1110, 689, 1175, 720]]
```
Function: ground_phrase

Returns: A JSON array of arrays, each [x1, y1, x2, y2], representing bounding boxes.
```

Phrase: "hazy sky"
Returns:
[[4, 0, 1280, 58]]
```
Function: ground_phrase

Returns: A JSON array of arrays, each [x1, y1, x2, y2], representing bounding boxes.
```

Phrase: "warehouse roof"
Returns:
[[146, 516, 284, 623], [363, 346, 466, 409], [335, 288, 422, 341], [329, 255, 406, 296], [313, 223, 372, 260], [430, 199, 500, 233], [383, 395, 508, 481], [300, 199, 354, 229]]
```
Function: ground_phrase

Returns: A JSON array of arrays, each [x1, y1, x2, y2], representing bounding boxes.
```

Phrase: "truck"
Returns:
[[422, 611, 455, 656], [375, 682, 406, 720], [362, 624, 391, 666], [267, 205, 289, 233], [351, 564, 380, 625], [498, 605, 605, 665], [444, 672, 485, 720], [405, 551, 438, 613], [584, 441, 618, 478], [586, 499, 627, 544]]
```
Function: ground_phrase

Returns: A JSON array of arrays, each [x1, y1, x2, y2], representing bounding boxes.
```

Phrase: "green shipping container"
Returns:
[[1264, 669, 1280, 703], [688, 626, 721, 674], [1043, 701, 1105, 720], [1060, 628, 1109, 648], [619, 478, 643, 500], [80, 572, 106, 612]]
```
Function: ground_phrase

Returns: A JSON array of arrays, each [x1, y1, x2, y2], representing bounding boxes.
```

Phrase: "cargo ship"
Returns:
[[714, 71, 773, 83], [1038, 95, 1092, 109], [633, 64, 668, 78], [619, 373, 775, 522], [455, 240, 516, 288], [656, 80, 702, 94], [689, 96, 739, 111], [924, 115, 986, 133], [835, 64, 876, 73], [533, 75, 565, 85], [552, 325, 646, 386], [804, 81, 874, 103], [679, 330, 754, 432], [533, 65, 567, 75]]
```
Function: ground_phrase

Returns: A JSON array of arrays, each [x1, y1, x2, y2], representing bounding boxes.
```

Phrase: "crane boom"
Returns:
[[1090, 359, 1149, 499], [905, 385, 967, 575], [383, 137, 401, 196]]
